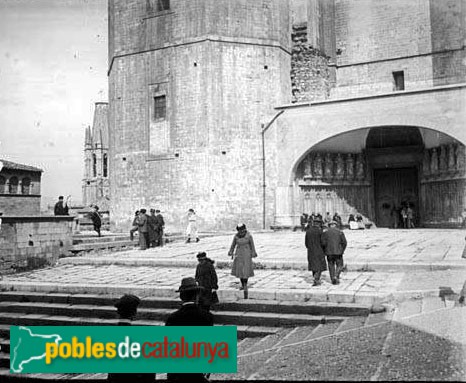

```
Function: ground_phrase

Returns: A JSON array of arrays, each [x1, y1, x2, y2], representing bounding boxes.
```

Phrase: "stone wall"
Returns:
[[109, 0, 291, 232], [332, 0, 466, 98], [0, 195, 41, 216], [291, 23, 334, 103], [0, 216, 74, 273]]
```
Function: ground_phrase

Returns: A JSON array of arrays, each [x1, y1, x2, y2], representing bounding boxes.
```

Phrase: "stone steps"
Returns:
[[0, 290, 370, 382]]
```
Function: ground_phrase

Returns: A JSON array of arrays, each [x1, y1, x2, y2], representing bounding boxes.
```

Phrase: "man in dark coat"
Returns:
[[138, 209, 149, 250], [88, 205, 102, 237], [147, 209, 158, 247], [305, 219, 327, 286], [195, 252, 219, 311], [166, 277, 213, 382], [321, 220, 347, 285], [107, 294, 155, 383], [155, 209, 165, 247], [54, 195, 69, 215]]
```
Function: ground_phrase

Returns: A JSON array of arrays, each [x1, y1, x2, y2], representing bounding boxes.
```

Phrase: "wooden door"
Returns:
[[374, 168, 418, 227]]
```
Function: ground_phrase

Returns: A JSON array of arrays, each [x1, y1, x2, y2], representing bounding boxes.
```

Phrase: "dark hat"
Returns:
[[58, 196, 64, 200], [114, 294, 141, 311], [176, 277, 202, 292], [196, 252, 207, 259], [188, 208, 194, 213], [155, 209, 160, 213], [150, 208, 155, 213], [134, 210, 139, 215], [140, 208, 147, 214], [236, 223, 246, 231]]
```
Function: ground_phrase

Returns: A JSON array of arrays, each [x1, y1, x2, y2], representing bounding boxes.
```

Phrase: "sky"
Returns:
[[0, 0, 108, 207]]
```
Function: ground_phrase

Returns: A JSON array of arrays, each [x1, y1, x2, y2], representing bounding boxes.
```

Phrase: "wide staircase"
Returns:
[[0, 291, 372, 382]]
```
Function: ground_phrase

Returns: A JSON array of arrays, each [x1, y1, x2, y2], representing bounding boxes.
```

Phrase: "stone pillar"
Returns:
[[439, 145, 447, 174], [274, 186, 294, 226]]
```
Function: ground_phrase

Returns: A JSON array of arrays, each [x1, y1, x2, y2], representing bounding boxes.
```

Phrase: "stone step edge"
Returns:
[[0, 282, 391, 306], [58, 257, 466, 271], [0, 292, 372, 315], [0, 304, 349, 326], [0, 320, 278, 343]]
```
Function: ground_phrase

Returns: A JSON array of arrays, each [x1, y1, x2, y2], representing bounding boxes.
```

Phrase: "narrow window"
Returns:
[[21, 178, 31, 195], [393, 71, 405, 91], [157, 0, 170, 11], [154, 95, 166, 120], [103, 154, 108, 177], [9, 176, 18, 194], [92, 154, 97, 177], [0, 176, 5, 193]]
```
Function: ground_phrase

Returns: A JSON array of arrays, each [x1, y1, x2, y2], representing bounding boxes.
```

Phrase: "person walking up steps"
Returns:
[[228, 223, 257, 299], [305, 218, 327, 286], [321, 220, 347, 285]]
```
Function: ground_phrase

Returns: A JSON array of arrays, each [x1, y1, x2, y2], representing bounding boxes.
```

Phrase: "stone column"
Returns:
[[335, 153, 344, 179]]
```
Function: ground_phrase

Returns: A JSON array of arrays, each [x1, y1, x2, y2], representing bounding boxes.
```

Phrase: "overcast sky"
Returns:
[[0, 0, 108, 206]]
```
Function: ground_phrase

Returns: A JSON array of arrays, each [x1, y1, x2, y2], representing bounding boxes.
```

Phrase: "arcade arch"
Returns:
[[294, 126, 466, 228]]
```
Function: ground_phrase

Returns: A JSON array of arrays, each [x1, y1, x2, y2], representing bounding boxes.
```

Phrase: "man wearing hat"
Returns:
[[107, 294, 156, 383], [166, 277, 213, 382], [195, 252, 219, 311], [321, 220, 347, 285], [305, 218, 327, 286]]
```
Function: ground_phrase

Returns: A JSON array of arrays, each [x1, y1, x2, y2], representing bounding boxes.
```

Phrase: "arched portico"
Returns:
[[268, 84, 466, 228]]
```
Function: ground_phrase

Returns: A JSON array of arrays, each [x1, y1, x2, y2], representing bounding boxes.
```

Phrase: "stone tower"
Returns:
[[83, 102, 110, 210], [108, 0, 292, 231]]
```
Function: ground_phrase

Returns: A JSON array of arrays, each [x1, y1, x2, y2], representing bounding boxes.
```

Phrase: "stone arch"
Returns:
[[9, 176, 18, 194], [21, 177, 31, 195], [290, 125, 466, 227], [289, 125, 466, 185]]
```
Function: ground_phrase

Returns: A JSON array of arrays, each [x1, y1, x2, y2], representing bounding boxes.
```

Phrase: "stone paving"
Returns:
[[65, 228, 466, 270], [1, 229, 465, 306]]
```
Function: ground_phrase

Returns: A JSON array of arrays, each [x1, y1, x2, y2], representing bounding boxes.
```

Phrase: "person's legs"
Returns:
[[327, 256, 336, 284], [335, 256, 344, 283], [312, 271, 322, 286], [130, 226, 137, 241]]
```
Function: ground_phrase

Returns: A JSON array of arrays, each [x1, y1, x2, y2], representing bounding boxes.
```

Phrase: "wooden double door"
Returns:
[[374, 167, 419, 228]]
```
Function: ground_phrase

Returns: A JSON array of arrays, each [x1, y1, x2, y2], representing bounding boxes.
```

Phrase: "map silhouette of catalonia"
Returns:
[[11, 326, 62, 373]]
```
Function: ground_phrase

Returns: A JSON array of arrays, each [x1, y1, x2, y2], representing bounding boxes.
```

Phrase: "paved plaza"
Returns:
[[1, 228, 465, 306]]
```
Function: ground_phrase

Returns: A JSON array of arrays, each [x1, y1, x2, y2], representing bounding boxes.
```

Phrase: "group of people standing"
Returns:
[[305, 218, 348, 286], [129, 209, 165, 249], [301, 212, 343, 231]]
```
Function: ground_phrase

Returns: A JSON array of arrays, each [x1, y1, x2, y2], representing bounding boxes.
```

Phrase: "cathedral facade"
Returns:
[[108, 0, 466, 231]]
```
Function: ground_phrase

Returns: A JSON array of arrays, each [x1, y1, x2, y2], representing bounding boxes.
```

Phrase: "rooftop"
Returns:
[[0, 159, 43, 173]]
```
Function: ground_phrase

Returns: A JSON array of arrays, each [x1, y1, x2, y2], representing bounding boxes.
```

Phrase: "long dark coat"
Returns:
[[305, 226, 327, 272], [147, 214, 158, 244], [195, 258, 219, 307]]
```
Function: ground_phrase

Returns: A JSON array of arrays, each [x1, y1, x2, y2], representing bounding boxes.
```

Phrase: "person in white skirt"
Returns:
[[186, 208, 200, 243]]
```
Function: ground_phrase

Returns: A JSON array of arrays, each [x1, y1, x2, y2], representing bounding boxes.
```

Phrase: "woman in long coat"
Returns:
[[228, 224, 257, 299], [305, 219, 327, 286]]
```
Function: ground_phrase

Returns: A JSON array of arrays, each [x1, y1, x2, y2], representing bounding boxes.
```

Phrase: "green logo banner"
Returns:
[[9, 326, 237, 373]]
